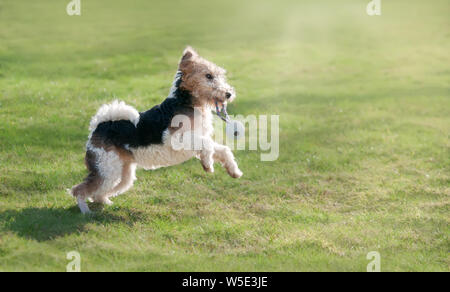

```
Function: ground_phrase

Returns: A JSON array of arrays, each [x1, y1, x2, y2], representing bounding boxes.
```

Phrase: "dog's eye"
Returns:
[[205, 74, 214, 80]]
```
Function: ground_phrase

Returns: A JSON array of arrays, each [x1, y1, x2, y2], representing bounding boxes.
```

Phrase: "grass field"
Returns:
[[0, 0, 449, 271]]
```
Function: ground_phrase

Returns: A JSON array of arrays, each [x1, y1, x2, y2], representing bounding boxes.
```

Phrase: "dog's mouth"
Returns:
[[214, 99, 230, 122]]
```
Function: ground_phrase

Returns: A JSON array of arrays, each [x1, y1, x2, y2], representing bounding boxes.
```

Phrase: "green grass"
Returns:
[[0, 0, 449, 271]]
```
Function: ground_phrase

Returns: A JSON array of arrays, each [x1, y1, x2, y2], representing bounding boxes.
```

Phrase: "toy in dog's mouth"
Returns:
[[215, 99, 230, 122], [214, 99, 245, 139]]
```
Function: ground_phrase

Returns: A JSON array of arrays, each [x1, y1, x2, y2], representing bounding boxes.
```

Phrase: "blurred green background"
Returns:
[[0, 0, 449, 271]]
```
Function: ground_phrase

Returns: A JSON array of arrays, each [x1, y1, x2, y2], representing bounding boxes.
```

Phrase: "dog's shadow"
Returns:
[[1, 205, 145, 242]]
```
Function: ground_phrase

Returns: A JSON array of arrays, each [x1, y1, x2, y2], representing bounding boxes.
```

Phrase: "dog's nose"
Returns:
[[226, 92, 232, 99]]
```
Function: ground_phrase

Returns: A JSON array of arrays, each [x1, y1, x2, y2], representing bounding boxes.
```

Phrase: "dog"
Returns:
[[70, 47, 243, 214]]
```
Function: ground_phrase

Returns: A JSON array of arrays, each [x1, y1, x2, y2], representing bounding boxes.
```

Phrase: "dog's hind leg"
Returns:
[[96, 162, 137, 205], [213, 142, 243, 178], [110, 162, 137, 198], [92, 150, 122, 205], [93, 148, 136, 205], [70, 150, 103, 214]]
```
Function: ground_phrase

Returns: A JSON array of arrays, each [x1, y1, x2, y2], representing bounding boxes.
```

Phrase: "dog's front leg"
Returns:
[[198, 136, 215, 173], [169, 131, 215, 172], [213, 142, 243, 178], [179, 133, 215, 173]]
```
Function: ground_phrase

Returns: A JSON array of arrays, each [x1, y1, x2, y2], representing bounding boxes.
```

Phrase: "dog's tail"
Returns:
[[89, 100, 140, 133]]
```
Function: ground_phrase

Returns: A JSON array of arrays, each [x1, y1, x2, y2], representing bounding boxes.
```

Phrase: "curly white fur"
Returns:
[[89, 100, 140, 133]]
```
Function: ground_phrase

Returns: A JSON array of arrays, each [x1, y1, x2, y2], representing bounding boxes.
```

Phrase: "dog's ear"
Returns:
[[179, 46, 198, 71], [182, 46, 198, 59]]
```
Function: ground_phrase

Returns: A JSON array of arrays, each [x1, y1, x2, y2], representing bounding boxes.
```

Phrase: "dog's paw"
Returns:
[[202, 164, 214, 173], [93, 197, 114, 205], [229, 168, 243, 179], [103, 198, 114, 206], [208, 167, 215, 173]]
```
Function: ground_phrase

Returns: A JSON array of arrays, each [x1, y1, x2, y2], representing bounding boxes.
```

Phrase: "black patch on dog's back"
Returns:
[[93, 120, 140, 148], [91, 87, 194, 149]]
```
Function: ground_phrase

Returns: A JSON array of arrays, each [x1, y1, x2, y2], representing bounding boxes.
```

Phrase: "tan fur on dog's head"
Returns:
[[178, 46, 236, 107]]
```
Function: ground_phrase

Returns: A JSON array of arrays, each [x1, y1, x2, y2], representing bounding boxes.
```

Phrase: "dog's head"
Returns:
[[178, 46, 236, 107]]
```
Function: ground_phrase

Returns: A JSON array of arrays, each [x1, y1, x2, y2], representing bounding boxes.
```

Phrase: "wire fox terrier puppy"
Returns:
[[70, 47, 243, 214]]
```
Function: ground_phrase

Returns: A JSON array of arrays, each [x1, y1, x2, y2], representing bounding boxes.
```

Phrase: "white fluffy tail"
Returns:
[[89, 100, 140, 133]]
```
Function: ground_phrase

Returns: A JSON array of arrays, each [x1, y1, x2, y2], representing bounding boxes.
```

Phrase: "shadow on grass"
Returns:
[[1, 205, 146, 242]]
